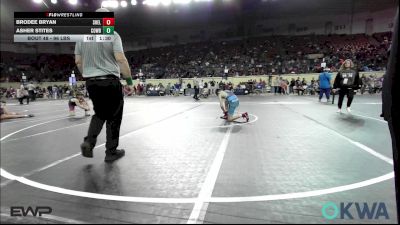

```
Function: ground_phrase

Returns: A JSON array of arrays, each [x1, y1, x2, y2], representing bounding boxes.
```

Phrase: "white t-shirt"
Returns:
[[27, 83, 35, 91]]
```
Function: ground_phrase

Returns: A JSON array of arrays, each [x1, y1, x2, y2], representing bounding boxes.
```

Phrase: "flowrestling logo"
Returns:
[[321, 202, 389, 220]]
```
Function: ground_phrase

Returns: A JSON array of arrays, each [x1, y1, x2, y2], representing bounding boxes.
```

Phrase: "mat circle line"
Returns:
[[0, 115, 394, 203]]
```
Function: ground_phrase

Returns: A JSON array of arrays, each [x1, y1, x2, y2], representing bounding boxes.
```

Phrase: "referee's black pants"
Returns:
[[388, 116, 400, 221], [85, 77, 124, 154]]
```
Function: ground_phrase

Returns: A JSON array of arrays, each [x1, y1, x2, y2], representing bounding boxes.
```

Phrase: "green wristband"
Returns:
[[126, 77, 133, 86]]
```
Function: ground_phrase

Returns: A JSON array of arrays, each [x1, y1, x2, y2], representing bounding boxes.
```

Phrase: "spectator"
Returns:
[[16, 84, 29, 105], [193, 76, 200, 100], [361, 74, 368, 94], [1, 101, 34, 120], [273, 77, 280, 95], [165, 83, 171, 96], [210, 79, 216, 95], [333, 59, 361, 113], [52, 85, 58, 99], [27, 82, 36, 101], [289, 78, 296, 94], [280, 77, 288, 95]]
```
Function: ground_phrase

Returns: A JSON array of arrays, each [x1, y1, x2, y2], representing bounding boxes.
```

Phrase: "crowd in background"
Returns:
[[0, 53, 76, 82], [0, 32, 391, 83], [118, 72, 383, 98], [0, 83, 88, 102], [0, 72, 384, 101], [127, 32, 391, 79]]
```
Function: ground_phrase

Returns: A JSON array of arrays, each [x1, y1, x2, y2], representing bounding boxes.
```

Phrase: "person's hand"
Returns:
[[81, 103, 90, 111], [124, 85, 135, 96], [221, 111, 228, 120]]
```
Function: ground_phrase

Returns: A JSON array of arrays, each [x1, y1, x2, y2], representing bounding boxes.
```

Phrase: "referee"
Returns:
[[382, 7, 399, 222], [75, 8, 134, 162]]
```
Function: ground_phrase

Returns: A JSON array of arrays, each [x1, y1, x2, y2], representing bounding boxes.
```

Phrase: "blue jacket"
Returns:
[[319, 72, 332, 89]]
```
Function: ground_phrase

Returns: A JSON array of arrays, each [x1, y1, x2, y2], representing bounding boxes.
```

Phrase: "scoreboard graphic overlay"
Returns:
[[14, 12, 115, 42]]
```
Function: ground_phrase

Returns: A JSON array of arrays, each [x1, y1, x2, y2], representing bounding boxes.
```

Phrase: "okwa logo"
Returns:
[[321, 202, 390, 220]]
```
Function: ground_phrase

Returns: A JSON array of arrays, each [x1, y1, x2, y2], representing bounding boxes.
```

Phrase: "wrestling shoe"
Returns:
[[242, 112, 249, 122], [220, 111, 228, 120]]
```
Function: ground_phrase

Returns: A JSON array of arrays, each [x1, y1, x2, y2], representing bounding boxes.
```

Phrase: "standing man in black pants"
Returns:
[[27, 82, 36, 101], [382, 7, 399, 222], [75, 8, 133, 163], [333, 59, 361, 113], [193, 76, 200, 101]]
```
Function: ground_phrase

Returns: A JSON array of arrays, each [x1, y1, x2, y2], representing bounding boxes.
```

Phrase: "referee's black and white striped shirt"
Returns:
[[74, 31, 124, 78]]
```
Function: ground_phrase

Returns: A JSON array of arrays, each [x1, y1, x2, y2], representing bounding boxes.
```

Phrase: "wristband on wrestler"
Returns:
[[126, 77, 133, 86]]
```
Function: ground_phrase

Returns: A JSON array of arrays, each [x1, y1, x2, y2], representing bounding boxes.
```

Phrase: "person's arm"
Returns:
[[79, 100, 90, 111], [219, 92, 227, 112], [113, 36, 133, 96], [78, 103, 90, 111], [75, 55, 83, 74], [114, 52, 131, 79], [114, 59, 134, 97], [220, 99, 227, 112], [72, 99, 90, 111], [113, 33, 131, 80]]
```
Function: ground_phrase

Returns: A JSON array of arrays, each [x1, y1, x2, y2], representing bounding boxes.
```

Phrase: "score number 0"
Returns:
[[103, 18, 115, 26], [103, 18, 115, 35]]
